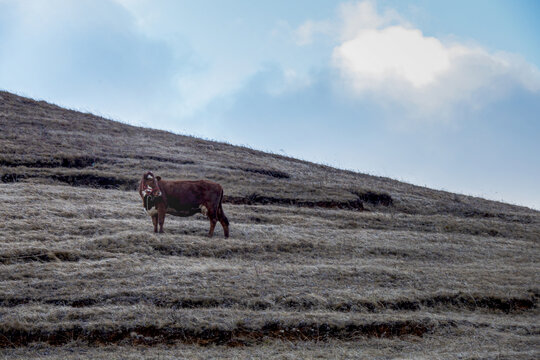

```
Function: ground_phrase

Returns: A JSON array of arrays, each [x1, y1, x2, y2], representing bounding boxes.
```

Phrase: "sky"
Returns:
[[1, 0, 539, 209]]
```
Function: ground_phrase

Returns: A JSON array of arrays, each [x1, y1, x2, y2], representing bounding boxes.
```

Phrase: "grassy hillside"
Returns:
[[0, 91, 538, 359]]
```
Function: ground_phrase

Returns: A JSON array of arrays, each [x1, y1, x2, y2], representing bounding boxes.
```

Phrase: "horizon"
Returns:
[[1, 0, 539, 209]]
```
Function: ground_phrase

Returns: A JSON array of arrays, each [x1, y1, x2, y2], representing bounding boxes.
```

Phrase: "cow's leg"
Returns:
[[218, 203, 229, 238], [158, 208, 166, 234], [152, 215, 158, 233], [207, 206, 217, 238], [208, 218, 217, 237]]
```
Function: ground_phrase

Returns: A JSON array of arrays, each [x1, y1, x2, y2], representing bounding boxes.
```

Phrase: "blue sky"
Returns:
[[1, 0, 539, 209]]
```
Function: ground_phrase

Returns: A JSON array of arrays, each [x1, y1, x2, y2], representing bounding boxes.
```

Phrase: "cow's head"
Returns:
[[139, 171, 162, 197]]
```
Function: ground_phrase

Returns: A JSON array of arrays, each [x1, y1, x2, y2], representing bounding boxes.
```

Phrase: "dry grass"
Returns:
[[0, 91, 539, 358]]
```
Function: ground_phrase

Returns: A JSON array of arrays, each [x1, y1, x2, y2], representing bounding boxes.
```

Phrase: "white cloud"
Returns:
[[291, 0, 540, 118], [333, 24, 540, 116], [334, 26, 453, 88]]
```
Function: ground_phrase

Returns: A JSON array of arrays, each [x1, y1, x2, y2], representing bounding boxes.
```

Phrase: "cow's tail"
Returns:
[[218, 188, 229, 226]]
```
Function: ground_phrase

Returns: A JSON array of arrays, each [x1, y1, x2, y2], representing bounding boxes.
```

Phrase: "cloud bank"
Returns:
[[301, 1, 540, 119]]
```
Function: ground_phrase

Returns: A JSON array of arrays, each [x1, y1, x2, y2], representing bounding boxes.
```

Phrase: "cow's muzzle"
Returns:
[[143, 185, 161, 198]]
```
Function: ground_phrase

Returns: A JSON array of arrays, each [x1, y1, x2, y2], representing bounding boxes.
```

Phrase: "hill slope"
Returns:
[[0, 91, 538, 359]]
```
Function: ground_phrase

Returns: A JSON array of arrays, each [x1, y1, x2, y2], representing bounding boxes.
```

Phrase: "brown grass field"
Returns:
[[0, 91, 539, 359]]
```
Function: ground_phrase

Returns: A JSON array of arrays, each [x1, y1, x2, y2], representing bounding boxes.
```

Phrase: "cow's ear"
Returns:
[[156, 176, 161, 181]]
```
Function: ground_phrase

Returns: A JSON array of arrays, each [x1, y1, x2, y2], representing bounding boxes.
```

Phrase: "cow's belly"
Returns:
[[143, 206, 205, 217], [166, 204, 207, 217]]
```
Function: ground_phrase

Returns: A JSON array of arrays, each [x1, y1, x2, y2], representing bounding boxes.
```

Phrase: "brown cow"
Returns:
[[138, 171, 229, 237]]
